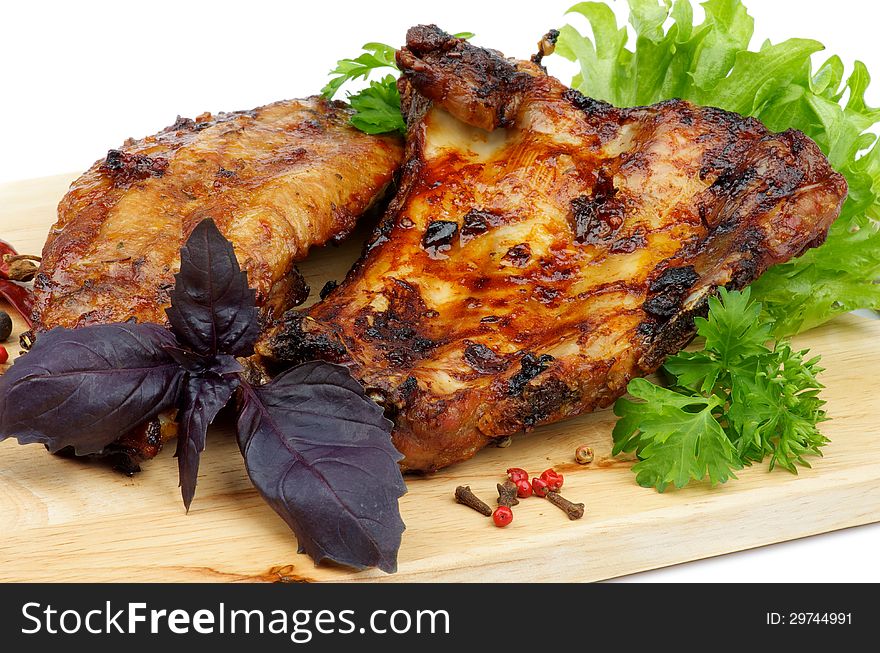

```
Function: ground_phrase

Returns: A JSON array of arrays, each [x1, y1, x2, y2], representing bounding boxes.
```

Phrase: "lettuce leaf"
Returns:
[[556, 0, 880, 335]]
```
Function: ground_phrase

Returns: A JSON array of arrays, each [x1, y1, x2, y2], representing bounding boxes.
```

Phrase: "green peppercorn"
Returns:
[[0, 310, 12, 342]]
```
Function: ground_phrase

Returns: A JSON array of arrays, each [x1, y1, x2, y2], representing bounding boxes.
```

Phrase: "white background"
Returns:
[[1, 0, 878, 581]]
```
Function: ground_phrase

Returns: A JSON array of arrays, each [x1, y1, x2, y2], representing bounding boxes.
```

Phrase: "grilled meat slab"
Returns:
[[260, 26, 847, 472], [34, 97, 403, 332], [33, 97, 403, 467]]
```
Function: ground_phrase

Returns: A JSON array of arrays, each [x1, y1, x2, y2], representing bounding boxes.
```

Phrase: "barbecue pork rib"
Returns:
[[259, 26, 847, 472], [32, 97, 403, 466]]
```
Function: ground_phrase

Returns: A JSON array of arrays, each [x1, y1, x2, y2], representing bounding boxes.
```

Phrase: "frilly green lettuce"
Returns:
[[556, 0, 880, 335]]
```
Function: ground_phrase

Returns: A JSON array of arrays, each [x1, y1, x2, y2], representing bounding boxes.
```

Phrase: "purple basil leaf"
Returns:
[[236, 362, 406, 573], [176, 373, 238, 511], [0, 324, 184, 455], [164, 347, 243, 376], [166, 219, 259, 358]]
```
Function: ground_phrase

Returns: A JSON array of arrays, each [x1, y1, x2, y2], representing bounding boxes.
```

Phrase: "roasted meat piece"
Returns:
[[32, 97, 403, 466], [34, 97, 403, 331], [259, 26, 847, 472]]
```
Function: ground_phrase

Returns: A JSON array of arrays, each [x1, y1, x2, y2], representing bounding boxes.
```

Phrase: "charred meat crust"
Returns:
[[266, 312, 351, 369], [396, 25, 539, 131], [100, 149, 169, 188], [259, 28, 847, 472], [643, 266, 700, 319]]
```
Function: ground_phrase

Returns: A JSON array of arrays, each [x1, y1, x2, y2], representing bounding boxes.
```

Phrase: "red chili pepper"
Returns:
[[0, 239, 18, 279], [0, 280, 34, 328], [0, 238, 17, 256]]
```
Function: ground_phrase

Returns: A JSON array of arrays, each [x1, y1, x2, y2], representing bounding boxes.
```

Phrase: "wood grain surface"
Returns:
[[1, 173, 878, 582]]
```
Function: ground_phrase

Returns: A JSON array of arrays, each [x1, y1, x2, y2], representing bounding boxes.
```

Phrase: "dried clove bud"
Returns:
[[496, 480, 520, 507], [455, 485, 492, 516], [545, 491, 585, 520]]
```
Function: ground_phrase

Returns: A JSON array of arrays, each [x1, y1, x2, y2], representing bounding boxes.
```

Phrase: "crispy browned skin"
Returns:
[[260, 26, 847, 472], [35, 97, 402, 331], [33, 97, 403, 467]]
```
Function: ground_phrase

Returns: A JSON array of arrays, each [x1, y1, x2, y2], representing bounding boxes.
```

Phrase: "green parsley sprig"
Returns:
[[555, 0, 880, 336], [613, 288, 828, 492], [321, 42, 399, 100], [321, 41, 404, 135], [322, 33, 475, 136], [347, 75, 406, 135]]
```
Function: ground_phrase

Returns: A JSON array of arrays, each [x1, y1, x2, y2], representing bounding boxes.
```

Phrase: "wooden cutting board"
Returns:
[[1, 173, 879, 583]]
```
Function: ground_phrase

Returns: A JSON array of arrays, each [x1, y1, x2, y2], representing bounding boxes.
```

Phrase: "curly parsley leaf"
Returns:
[[321, 42, 399, 100], [613, 288, 828, 492], [728, 345, 827, 472], [613, 379, 741, 491], [556, 0, 880, 336], [694, 286, 773, 368], [322, 41, 403, 135], [661, 350, 722, 396], [349, 76, 407, 135], [323, 33, 474, 136], [663, 287, 768, 393]]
